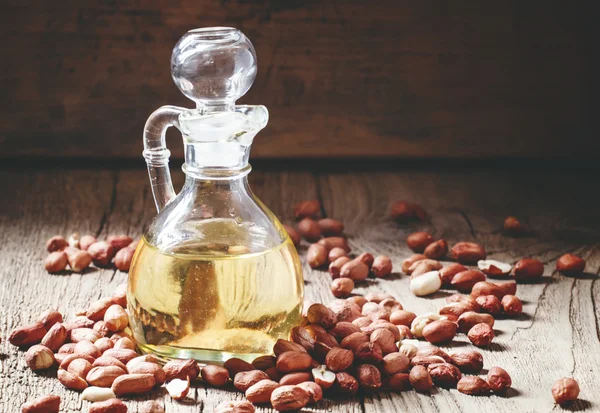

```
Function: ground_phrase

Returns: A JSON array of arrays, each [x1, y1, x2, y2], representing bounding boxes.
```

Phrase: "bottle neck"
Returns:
[[182, 141, 251, 180], [181, 168, 251, 199]]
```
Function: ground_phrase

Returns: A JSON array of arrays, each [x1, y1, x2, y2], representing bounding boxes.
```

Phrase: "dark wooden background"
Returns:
[[0, 1, 596, 160]]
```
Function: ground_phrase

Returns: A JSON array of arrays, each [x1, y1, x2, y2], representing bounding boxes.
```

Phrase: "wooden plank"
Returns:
[[0, 1, 596, 159], [1, 166, 599, 412]]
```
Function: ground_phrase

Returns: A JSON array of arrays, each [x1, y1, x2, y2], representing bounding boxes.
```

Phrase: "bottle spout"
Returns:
[[179, 105, 268, 175]]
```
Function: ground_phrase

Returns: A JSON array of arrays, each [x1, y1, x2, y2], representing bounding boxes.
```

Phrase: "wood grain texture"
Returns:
[[0, 165, 599, 412], [0, 1, 596, 159]]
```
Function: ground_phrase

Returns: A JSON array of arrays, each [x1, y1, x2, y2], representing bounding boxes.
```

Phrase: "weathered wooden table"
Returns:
[[1, 162, 599, 412]]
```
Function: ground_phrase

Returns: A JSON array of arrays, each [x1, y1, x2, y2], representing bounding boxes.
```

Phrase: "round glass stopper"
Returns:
[[171, 27, 257, 106]]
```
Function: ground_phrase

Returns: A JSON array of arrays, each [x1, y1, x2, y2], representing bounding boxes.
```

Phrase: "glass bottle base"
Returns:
[[137, 342, 264, 365]]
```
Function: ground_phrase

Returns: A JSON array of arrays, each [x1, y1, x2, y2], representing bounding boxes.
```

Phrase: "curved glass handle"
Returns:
[[142, 105, 184, 212]]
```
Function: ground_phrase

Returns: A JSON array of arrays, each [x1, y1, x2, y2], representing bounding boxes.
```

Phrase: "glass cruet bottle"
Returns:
[[128, 27, 304, 364]]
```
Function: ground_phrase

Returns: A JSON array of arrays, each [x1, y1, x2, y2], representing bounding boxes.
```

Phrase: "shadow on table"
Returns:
[[499, 387, 522, 399], [563, 399, 593, 412], [563, 272, 598, 280]]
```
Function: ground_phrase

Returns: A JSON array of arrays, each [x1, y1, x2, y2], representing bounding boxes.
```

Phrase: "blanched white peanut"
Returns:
[[80, 386, 116, 402], [409, 271, 442, 297]]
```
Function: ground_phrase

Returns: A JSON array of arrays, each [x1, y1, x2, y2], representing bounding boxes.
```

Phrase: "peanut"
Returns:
[[37, 310, 63, 330], [325, 347, 354, 372], [297, 218, 321, 242], [21, 395, 61, 413], [67, 358, 93, 380], [318, 237, 350, 252], [371, 255, 392, 278], [390, 201, 427, 222], [450, 270, 486, 293], [67, 249, 93, 273], [409, 365, 433, 392], [451, 242, 486, 264], [46, 236, 68, 252], [467, 323, 495, 347], [389, 310, 416, 327], [356, 252, 375, 268], [331, 278, 354, 298], [401, 254, 426, 274], [501, 295, 523, 315], [201, 364, 230, 387], [107, 235, 133, 251], [504, 216, 525, 235], [449, 350, 484, 374], [306, 303, 335, 329], [514, 258, 544, 281], [334, 371, 359, 394], [41, 323, 66, 351], [279, 372, 311, 385], [79, 235, 97, 251], [318, 218, 344, 236], [270, 385, 310, 412], [487, 366, 512, 393], [128, 362, 166, 385], [88, 241, 116, 267], [9, 323, 47, 347], [409, 271, 442, 296], [294, 200, 320, 219], [311, 365, 336, 389], [58, 369, 88, 391], [307, 243, 328, 268], [424, 239, 448, 260], [248, 357, 273, 373], [276, 351, 313, 373], [234, 370, 270, 392], [74, 340, 101, 358], [457, 376, 491, 395], [340, 259, 369, 282], [439, 263, 468, 285], [45, 251, 68, 273], [476, 295, 503, 315], [556, 253, 586, 276], [111, 373, 156, 396], [283, 225, 301, 247], [163, 358, 200, 381], [356, 364, 382, 389], [297, 381, 323, 404], [246, 379, 281, 404], [86, 366, 127, 387], [166, 378, 190, 400], [25, 345, 55, 370], [114, 247, 135, 271], [103, 305, 128, 332], [382, 353, 410, 375], [406, 232, 434, 252], [89, 398, 128, 413], [329, 247, 349, 262], [329, 256, 352, 278], [428, 363, 462, 388], [80, 387, 117, 402], [422, 320, 457, 344]]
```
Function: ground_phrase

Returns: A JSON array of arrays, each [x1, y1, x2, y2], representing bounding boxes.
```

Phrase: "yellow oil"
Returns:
[[127, 236, 303, 364]]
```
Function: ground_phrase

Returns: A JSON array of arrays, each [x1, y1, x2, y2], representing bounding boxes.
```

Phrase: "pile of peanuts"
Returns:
[[11, 200, 585, 411], [44, 233, 137, 274], [282, 200, 585, 405], [283, 200, 393, 299]]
